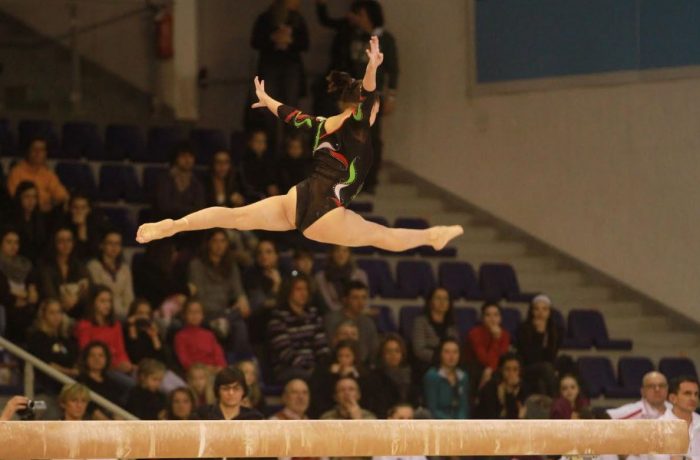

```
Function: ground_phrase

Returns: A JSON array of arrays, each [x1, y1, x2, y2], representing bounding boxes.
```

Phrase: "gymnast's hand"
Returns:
[[251, 76, 268, 109], [366, 35, 383, 68]]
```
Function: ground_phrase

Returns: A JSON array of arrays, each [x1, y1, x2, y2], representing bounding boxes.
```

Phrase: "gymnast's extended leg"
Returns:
[[302, 207, 463, 252], [136, 188, 297, 243]]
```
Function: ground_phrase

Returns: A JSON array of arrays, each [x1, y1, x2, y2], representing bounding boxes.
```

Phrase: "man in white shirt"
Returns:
[[607, 371, 672, 420], [648, 376, 700, 460]]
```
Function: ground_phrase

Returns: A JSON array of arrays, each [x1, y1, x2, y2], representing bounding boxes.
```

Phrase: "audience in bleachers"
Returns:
[[124, 358, 167, 420], [320, 376, 376, 420], [240, 129, 279, 198], [86, 230, 134, 319], [0, 228, 38, 344], [475, 352, 528, 419], [269, 378, 311, 421], [7, 180, 48, 261], [237, 359, 267, 414], [58, 383, 90, 421], [309, 339, 366, 418], [607, 371, 671, 419], [196, 366, 264, 420], [77, 341, 127, 417], [133, 239, 188, 310], [154, 141, 205, 221], [412, 287, 458, 374], [467, 301, 510, 388], [173, 298, 226, 373], [60, 192, 107, 261], [277, 133, 312, 192], [423, 338, 470, 419], [186, 363, 216, 409], [123, 299, 165, 367], [204, 150, 248, 208], [550, 373, 589, 419], [6, 136, 68, 212], [316, 245, 369, 313], [291, 247, 328, 312], [163, 386, 196, 420]]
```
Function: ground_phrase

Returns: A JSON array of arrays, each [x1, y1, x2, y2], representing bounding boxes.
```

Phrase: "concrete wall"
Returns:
[[381, 0, 700, 320]]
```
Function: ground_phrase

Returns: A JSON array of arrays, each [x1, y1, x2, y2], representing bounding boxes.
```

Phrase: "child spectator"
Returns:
[[125, 358, 167, 420], [237, 359, 267, 414], [174, 299, 227, 372], [551, 373, 589, 419], [164, 387, 197, 420], [58, 383, 90, 421], [187, 363, 216, 408]]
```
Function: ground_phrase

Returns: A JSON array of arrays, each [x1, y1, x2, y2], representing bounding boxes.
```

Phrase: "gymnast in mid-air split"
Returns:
[[136, 36, 463, 251]]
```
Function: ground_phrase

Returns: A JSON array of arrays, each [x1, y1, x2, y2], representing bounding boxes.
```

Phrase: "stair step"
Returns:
[[545, 286, 613, 304], [455, 240, 528, 258], [372, 197, 445, 215], [606, 316, 675, 334]]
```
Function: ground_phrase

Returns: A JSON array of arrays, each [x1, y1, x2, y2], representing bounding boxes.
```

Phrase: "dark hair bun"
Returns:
[[326, 70, 354, 94]]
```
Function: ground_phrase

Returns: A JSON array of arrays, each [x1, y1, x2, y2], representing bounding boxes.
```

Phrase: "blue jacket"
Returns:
[[423, 367, 470, 419]]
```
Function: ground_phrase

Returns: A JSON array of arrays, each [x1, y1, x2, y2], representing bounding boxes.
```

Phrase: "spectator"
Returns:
[[240, 129, 279, 198], [197, 366, 264, 420], [324, 281, 378, 365], [475, 352, 528, 419], [123, 298, 164, 364], [58, 383, 90, 421], [372, 404, 427, 460], [77, 341, 127, 416], [245, 239, 283, 343], [521, 394, 553, 420], [174, 298, 226, 373], [154, 141, 205, 221], [205, 150, 248, 208], [0, 395, 30, 421], [515, 294, 561, 396], [321, 376, 376, 420], [125, 358, 167, 420], [315, 245, 368, 313], [187, 363, 216, 408], [38, 227, 90, 319], [237, 359, 267, 414], [87, 230, 134, 320], [607, 371, 672, 420], [133, 239, 188, 310], [412, 288, 458, 374], [7, 181, 48, 261], [309, 339, 366, 418], [363, 333, 417, 419], [267, 274, 329, 381], [164, 387, 197, 420], [270, 378, 311, 421], [27, 299, 79, 394], [0, 227, 38, 344], [550, 374, 589, 419], [7, 136, 68, 212], [423, 338, 469, 419], [467, 302, 510, 388], [277, 133, 312, 192], [74, 285, 134, 376], [289, 247, 328, 313], [188, 229, 252, 359], [59, 192, 108, 261], [656, 376, 700, 459]]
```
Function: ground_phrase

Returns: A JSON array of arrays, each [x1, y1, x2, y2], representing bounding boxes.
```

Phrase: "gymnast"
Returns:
[[136, 36, 463, 252]]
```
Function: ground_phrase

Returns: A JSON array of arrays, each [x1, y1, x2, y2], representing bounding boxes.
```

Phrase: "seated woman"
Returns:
[[58, 383, 91, 421], [550, 373, 590, 419], [412, 288, 458, 376], [7, 180, 48, 261], [0, 228, 39, 344], [74, 285, 134, 381], [186, 363, 216, 409], [236, 359, 267, 415], [163, 387, 197, 420], [475, 352, 529, 419], [38, 226, 90, 319], [309, 339, 366, 418], [466, 302, 510, 388], [86, 229, 134, 320], [77, 341, 128, 417], [58, 192, 108, 261], [27, 299, 79, 394], [243, 239, 283, 344], [423, 338, 470, 419], [314, 244, 368, 312], [363, 333, 418, 419]]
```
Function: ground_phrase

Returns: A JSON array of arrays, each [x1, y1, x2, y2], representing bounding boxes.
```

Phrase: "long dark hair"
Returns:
[[13, 180, 39, 215], [48, 226, 77, 263], [201, 229, 235, 277], [326, 71, 362, 104], [85, 285, 115, 326], [277, 273, 311, 310], [79, 341, 111, 376], [165, 387, 196, 420], [422, 287, 455, 327], [431, 337, 461, 368], [523, 295, 559, 350]]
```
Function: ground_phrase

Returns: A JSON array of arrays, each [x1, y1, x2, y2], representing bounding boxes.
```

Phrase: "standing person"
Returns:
[[423, 338, 470, 419], [137, 37, 462, 253]]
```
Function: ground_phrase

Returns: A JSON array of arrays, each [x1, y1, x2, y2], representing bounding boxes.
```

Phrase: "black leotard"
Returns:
[[277, 86, 377, 232]]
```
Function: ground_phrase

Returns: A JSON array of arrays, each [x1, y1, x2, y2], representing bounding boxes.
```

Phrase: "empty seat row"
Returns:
[[578, 356, 698, 399]]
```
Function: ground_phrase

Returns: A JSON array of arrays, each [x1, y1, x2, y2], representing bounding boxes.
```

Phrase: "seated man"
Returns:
[[269, 378, 311, 421], [320, 376, 376, 420], [197, 367, 264, 420], [607, 371, 671, 420], [653, 376, 700, 460]]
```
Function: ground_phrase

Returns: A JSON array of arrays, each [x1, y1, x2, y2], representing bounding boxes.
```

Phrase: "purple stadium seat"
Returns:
[[618, 357, 655, 392], [438, 261, 482, 300], [230, 130, 246, 164], [147, 126, 186, 163], [191, 128, 228, 165], [18, 119, 59, 157], [364, 215, 390, 227], [62, 122, 103, 160], [578, 356, 627, 398], [99, 165, 144, 203], [398, 305, 422, 340], [501, 307, 522, 337], [454, 307, 478, 343], [55, 162, 97, 197], [100, 206, 136, 246], [142, 166, 168, 202], [659, 357, 698, 380], [419, 245, 458, 258], [105, 124, 146, 161], [479, 263, 535, 302], [394, 217, 429, 229], [372, 305, 398, 333], [396, 260, 436, 298], [356, 258, 398, 298], [567, 309, 632, 350], [0, 119, 17, 157]]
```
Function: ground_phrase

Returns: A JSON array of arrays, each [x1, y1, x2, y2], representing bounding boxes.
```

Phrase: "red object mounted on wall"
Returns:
[[155, 7, 173, 59]]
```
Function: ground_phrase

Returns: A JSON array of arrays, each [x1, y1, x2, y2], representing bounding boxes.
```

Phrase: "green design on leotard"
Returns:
[[293, 114, 313, 129], [313, 119, 324, 151], [352, 103, 363, 121]]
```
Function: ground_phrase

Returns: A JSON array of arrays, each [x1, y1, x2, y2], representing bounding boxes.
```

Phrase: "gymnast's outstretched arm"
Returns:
[[362, 35, 383, 92]]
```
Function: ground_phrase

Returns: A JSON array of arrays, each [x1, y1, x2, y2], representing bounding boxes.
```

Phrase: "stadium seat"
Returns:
[[99, 165, 144, 203], [398, 305, 422, 340], [372, 305, 398, 334], [577, 356, 628, 398], [100, 206, 136, 246], [659, 357, 698, 380], [0, 119, 17, 157], [142, 165, 168, 202], [356, 258, 398, 298], [501, 306, 522, 337], [147, 126, 186, 163], [191, 128, 228, 165], [18, 119, 59, 157], [105, 124, 146, 161], [479, 263, 535, 302], [55, 162, 97, 196], [438, 261, 482, 300], [618, 357, 655, 391], [62, 122, 103, 160], [394, 217, 429, 229], [454, 307, 478, 343], [567, 309, 632, 350], [396, 260, 436, 298], [348, 201, 373, 213]]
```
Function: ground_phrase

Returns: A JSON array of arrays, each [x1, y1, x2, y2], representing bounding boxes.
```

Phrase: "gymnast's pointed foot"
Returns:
[[429, 225, 464, 251], [136, 219, 177, 244]]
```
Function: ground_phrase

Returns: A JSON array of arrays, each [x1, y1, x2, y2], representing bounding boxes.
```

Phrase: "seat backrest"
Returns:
[[659, 357, 698, 380], [398, 306, 423, 340], [356, 259, 396, 297], [577, 356, 616, 397], [147, 126, 186, 163], [105, 124, 145, 161], [191, 128, 228, 165], [618, 357, 655, 389], [394, 217, 429, 229], [396, 260, 436, 299], [479, 263, 516, 300], [501, 307, 522, 337], [568, 310, 609, 342], [438, 261, 479, 300], [454, 308, 477, 342]]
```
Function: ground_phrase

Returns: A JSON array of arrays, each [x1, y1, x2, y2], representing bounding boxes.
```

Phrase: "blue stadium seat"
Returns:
[[454, 307, 478, 343], [55, 162, 97, 196], [438, 261, 482, 300], [62, 122, 103, 160], [99, 165, 144, 203], [398, 305, 422, 340], [501, 306, 522, 337], [659, 357, 698, 380], [578, 356, 628, 398], [143, 166, 168, 202], [230, 130, 247, 164], [618, 357, 655, 392], [191, 128, 228, 165], [18, 119, 59, 157], [372, 305, 398, 333], [147, 126, 186, 163], [479, 263, 535, 302], [396, 260, 436, 299], [355, 258, 398, 298], [567, 310, 632, 350], [394, 217, 429, 229], [0, 119, 17, 157], [105, 124, 146, 161]]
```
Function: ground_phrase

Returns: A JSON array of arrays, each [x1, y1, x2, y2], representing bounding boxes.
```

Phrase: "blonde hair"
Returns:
[[236, 360, 262, 409], [34, 298, 70, 338], [137, 358, 166, 379], [186, 363, 215, 405], [59, 383, 90, 405]]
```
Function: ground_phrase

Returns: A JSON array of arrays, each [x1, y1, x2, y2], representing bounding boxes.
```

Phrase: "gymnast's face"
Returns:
[[559, 376, 580, 404], [670, 382, 699, 414], [641, 372, 668, 406]]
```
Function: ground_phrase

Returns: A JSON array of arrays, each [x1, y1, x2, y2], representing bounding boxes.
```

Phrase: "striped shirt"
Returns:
[[268, 305, 330, 371]]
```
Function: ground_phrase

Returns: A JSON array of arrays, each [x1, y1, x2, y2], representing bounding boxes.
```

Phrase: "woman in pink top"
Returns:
[[74, 285, 133, 374], [174, 299, 227, 372]]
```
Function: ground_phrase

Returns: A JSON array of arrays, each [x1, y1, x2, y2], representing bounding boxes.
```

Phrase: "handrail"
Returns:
[[0, 335, 138, 420]]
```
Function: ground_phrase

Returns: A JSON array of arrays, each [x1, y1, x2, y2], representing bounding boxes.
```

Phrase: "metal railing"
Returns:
[[0, 335, 138, 420]]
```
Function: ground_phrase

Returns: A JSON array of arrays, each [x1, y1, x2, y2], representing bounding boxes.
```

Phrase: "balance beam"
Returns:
[[0, 419, 689, 459]]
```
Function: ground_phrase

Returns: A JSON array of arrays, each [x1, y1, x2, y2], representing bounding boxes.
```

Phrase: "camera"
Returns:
[[16, 400, 47, 421]]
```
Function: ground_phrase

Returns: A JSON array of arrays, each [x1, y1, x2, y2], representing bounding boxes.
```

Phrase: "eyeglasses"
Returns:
[[643, 383, 668, 390]]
